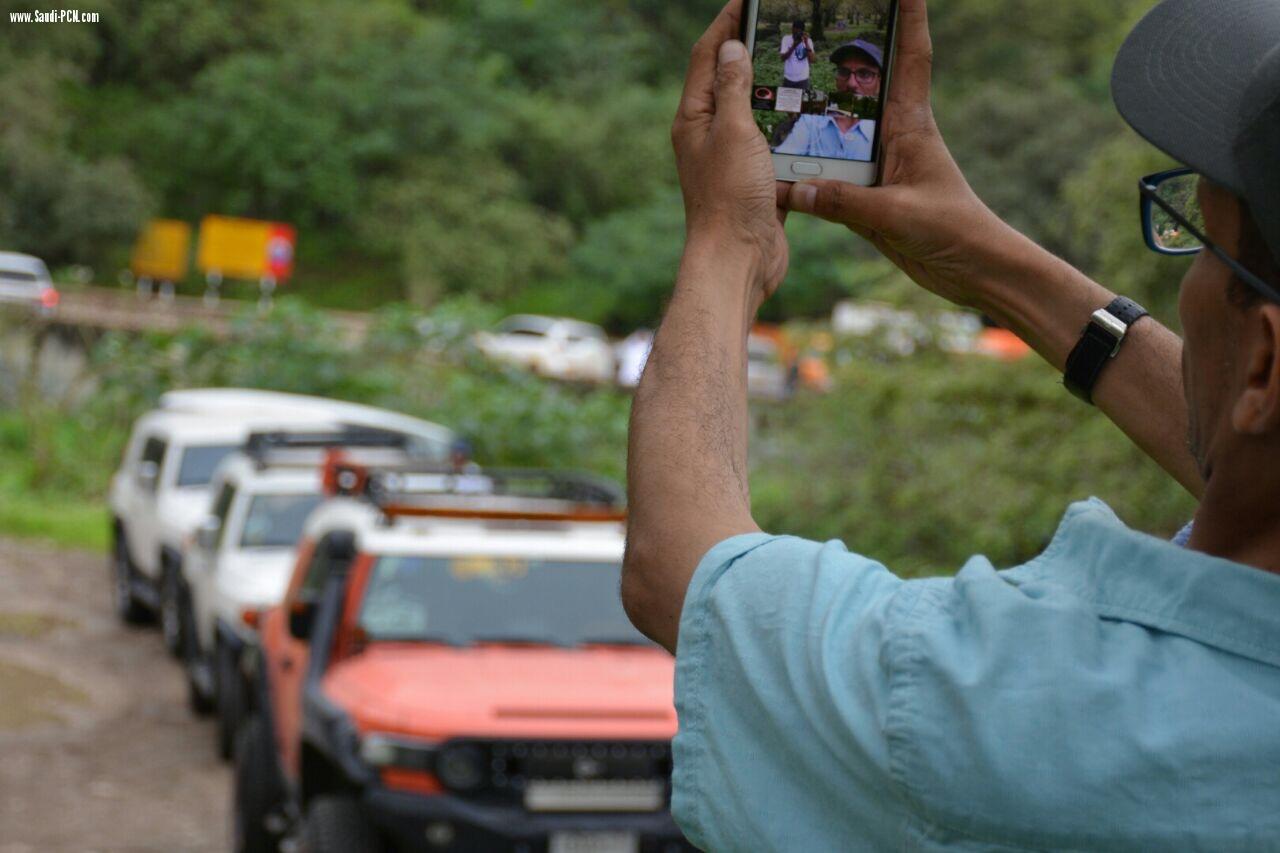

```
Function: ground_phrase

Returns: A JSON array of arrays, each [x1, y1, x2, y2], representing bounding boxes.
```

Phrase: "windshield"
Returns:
[[239, 493, 324, 548], [176, 444, 241, 487], [358, 556, 651, 648]]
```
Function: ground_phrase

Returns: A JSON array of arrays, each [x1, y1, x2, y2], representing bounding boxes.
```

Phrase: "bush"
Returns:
[[751, 347, 1196, 577]]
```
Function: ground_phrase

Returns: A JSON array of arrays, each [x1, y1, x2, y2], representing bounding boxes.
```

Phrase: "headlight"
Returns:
[[360, 734, 399, 767], [435, 743, 485, 791], [359, 733, 437, 770]]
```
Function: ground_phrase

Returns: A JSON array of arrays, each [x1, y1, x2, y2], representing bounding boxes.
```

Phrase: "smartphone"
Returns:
[[740, 0, 899, 186]]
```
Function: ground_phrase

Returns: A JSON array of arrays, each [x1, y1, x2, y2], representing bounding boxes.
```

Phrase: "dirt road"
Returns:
[[0, 539, 229, 852]]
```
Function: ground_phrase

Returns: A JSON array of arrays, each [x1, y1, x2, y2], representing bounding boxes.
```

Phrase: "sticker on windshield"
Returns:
[[449, 556, 529, 582]]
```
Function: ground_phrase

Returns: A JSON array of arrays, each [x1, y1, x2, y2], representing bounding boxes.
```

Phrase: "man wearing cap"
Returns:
[[774, 38, 884, 160], [624, 0, 1280, 848]]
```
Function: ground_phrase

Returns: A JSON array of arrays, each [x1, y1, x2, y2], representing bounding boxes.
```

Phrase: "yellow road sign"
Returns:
[[196, 215, 296, 282], [130, 220, 192, 281]]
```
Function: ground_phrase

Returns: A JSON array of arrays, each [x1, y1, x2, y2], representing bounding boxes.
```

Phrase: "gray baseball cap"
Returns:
[[830, 39, 883, 70], [1112, 0, 1280, 265]]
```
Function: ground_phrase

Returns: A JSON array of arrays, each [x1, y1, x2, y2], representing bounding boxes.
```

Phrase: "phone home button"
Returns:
[[791, 161, 822, 176]]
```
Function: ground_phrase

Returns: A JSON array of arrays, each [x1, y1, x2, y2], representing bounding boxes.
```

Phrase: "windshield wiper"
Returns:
[[578, 636, 655, 648], [366, 633, 465, 647], [470, 633, 568, 648]]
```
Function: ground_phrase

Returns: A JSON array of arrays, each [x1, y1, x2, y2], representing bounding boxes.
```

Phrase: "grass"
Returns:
[[0, 496, 109, 553]]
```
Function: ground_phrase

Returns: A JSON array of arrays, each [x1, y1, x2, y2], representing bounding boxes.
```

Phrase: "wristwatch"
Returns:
[[1063, 296, 1149, 404]]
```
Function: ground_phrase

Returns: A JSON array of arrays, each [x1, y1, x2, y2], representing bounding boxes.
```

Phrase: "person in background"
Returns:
[[779, 19, 814, 90], [774, 38, 883, 160], [624, 0, 1280, 848]]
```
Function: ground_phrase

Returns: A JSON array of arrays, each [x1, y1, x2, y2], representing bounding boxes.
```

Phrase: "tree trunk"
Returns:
[[810, 0, 825, 40]]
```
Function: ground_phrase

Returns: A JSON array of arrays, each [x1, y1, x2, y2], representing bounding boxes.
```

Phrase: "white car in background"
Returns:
[[474, 315, 615, 383], [158, 388, 458, 460], [107, 391, 456, 657], [0, 251, 59, 315]]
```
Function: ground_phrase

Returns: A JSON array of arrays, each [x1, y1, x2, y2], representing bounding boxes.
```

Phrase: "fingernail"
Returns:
[[719, 40, 747, 62], [791, 183, 817, 211]]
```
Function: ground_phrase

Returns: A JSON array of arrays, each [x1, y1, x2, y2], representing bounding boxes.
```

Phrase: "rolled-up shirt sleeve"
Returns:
[[671, 533, 915, 852]]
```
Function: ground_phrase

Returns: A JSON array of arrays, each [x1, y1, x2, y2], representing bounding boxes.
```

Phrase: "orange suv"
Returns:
[[234, 462, 691, 853]]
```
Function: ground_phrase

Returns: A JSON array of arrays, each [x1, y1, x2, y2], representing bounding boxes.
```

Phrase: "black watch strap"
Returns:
[[1063, 296, 1148, 404]]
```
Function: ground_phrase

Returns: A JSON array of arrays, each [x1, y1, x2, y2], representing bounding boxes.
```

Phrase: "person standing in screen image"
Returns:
[[779, 19, 814, 90], [624, 0, 1280, 848], [774, 38, 883, 160]]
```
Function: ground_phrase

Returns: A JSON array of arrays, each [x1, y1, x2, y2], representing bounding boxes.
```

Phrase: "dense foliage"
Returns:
[[0, 0, 1192, 324]]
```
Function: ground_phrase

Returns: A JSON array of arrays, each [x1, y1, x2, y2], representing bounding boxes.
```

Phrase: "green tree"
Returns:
[[0, 53, 149, 270], [372, 157, 573, 307]]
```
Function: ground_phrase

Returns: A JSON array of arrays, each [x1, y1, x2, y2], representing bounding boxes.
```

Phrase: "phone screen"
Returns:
[[748, 2, 895, 164]]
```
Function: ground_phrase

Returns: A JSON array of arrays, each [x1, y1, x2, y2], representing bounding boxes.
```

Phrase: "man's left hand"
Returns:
[[673, 1, 788, 308]]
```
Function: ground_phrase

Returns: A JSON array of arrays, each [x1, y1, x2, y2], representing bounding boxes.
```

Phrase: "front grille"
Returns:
[[450, 739, 673, 808]]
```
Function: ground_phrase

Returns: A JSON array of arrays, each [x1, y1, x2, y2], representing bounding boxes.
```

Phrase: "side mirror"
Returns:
[[137, 460, 159, 491], [289, 600, 316, 641], [195, 516, 221, 552]]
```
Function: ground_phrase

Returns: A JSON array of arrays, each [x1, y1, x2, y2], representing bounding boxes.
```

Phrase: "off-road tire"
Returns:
[[185, 636, 216, 716], [159, 560, 184, 657], [112, 531, 150, 625], [303, 795, 383, 853], [217, 641, 245, 761], [233, 716, 286, 853]]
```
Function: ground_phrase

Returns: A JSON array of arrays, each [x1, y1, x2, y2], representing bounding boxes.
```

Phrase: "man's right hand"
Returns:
[[779, 0, 1012, 311]]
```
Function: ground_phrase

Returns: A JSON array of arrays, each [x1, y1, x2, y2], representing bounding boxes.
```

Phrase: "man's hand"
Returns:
[[779, 0, 1202, 496], [779, 0, 1007, 310], [673, 1, 788, 310]]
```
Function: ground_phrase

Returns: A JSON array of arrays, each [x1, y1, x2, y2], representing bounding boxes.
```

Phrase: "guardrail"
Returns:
[[20, 286, 369, 344]]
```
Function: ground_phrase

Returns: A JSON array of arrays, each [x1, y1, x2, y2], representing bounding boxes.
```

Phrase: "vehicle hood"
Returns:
[[325, 645, 677, 741], [160, 490, 213, 538], [214, 549, 295, 609]]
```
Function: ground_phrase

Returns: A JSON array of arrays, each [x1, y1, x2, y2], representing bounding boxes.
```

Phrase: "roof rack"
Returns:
[[322, 457, 627, 522], [243, 428, 412, 471]]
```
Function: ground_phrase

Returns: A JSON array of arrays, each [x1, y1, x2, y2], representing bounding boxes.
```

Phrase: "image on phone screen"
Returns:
[[749, 1, 893, 163]]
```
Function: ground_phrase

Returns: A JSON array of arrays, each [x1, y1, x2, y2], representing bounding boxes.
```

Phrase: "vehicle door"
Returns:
[[271, 532, 354, 778], [565, 329, 612, 380], [128, 435, 170, 577], [495, 319, 549, 365], [0, 267, 38, 304], [190, 481, 238, 657]]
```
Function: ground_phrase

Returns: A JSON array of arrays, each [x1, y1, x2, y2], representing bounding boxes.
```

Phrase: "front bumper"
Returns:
[[364, 788, 693, 852]]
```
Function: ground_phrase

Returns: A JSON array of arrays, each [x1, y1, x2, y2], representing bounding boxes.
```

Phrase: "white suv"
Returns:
[[107, 391, 455, 655], [474, 315, 615, 383], [182, 434, 417, 757]]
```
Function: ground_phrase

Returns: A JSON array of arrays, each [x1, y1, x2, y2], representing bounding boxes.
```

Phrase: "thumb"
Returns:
[[712, 40, 753, 124], [783, 179, 887, 231]]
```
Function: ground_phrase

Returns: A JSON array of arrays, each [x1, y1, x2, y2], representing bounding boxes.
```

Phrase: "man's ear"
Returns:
[[1231, 303, 1280, 435]]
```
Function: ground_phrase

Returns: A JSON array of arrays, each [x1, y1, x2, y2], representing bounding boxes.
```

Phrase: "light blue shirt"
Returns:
[[672, 499, 1280, 851], [773, 114, 876, 161]]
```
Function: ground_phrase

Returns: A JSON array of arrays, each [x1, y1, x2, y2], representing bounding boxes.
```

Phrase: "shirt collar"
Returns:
[[1005, 499, 1280, 667], [818, 114, 871, 140]]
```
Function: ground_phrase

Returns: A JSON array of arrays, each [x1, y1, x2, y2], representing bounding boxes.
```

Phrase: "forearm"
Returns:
[[623, 240, 763, 647], [968, 220, 1200, 497]]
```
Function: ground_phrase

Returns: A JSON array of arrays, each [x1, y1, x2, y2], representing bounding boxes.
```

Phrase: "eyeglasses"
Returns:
[[835, 67, 879, 84], [1140, 168, 1280, 303]]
